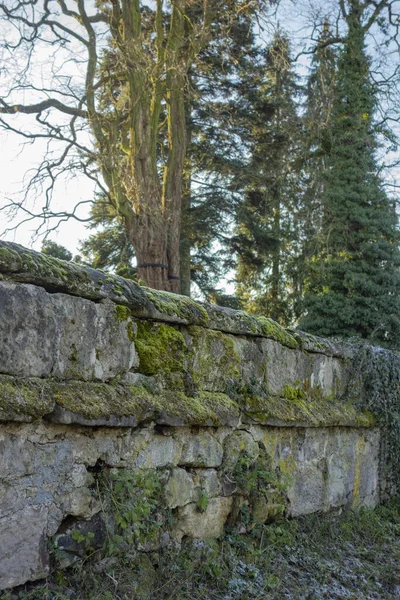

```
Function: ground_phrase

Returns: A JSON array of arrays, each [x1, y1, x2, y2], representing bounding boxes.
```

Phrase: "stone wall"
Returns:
[[0, 242, 383, 591]]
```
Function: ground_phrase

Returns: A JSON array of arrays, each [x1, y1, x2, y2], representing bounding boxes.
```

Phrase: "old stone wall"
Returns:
[[0, 242, 383, 590]]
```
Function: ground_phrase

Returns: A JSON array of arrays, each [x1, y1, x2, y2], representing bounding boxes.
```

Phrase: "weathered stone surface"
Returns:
[[0, 241, 147, 308], [165, 467, 195, 508], [0, 282, 136, 381], [0, 421, 381, 590], [174, 497, 233, 541], [0, 241, 353, 352], [129, 429, 183, 468], [0, 505, 49, 590], [222, 430, 259, 472], [179, 431, 224, 467], [0, 244, 390, 593]]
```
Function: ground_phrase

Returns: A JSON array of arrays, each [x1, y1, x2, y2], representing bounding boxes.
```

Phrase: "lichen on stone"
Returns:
[[188, 326, 241, 390], [239, 389, 375, 428], [143, 287, 209, 326], [0, 375, 54, 421], [0, 240, 146, 308], [256, 317, 299, 349]]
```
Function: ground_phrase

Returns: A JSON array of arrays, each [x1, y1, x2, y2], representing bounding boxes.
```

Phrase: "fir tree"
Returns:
[[301, 0, 400, 348], [233, 32, 301, 324], [292, 21, 338, 320]]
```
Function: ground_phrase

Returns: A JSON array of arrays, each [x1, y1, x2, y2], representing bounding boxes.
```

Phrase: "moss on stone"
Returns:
[[240, 392, 375, 428], [188, 326, 241, 389], [0, 241, 146, 308], [157, 390, 240, 426], [282, 384, 307, 402], [134, 321, 187, 388], [144, 288, 209, 326], [0, 376, 54, 421], [256, 317, 299, 349], [114, 304, 131, 322]]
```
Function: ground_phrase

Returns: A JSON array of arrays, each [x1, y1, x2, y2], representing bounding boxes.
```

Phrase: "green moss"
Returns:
[[240, 392, 375, 427], [127, 321, 135, 342], [282, 384, 307, 402], [134, 321, 187, 388], [156, 390, 240, 425], [144, 288, 209, 326], [188, 326, 241, 389], [114, 304, 131, 322], [256, 317, 298, 349], [0, 374, 242, 426], [114, 305, 136, 341], [70, 344, 78, 363], [0, 376, 54, 420]]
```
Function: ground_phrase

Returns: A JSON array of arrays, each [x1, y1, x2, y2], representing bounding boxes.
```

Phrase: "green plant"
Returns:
[[97, 468, 172, 554], [196, 491, 209, 513]]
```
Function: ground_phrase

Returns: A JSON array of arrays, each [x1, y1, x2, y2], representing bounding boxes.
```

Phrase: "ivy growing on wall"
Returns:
[[348, 344, 400, 496]]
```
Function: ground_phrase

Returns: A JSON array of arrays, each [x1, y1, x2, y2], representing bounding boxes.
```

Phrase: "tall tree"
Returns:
[[80, 10, 264, 297], [233, 32, 301, 324], [0, 0, 267, 292], [300, 0, 400, 348], [291, 21, 338, 319]]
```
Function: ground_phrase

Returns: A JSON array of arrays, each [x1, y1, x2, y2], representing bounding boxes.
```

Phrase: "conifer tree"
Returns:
[[233, 32, 301, 324], [300, 0, 400, 348], [292, 21, 338, 319]]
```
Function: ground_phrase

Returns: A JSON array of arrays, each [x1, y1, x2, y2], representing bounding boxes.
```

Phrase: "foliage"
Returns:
[[301, 1, 400, 348], [7, 501, 400, 599], [348, 343, 400, 496], [98, 468, 171, 553], [41, 241, 73, 263], [233, 31, 302, 324]]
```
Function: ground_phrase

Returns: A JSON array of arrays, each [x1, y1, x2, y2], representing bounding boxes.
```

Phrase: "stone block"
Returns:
[[174, 497, 233, 541], [0, 505, 49, 590], [0, 282, 137, 381], [165, 468, 195, 508], [179, 431, 223, 467]]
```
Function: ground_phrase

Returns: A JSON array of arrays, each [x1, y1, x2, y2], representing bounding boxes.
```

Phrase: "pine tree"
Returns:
[[300, 0, 400, 348], [233, 32, 301, 324], [292, 22, 338, 320]]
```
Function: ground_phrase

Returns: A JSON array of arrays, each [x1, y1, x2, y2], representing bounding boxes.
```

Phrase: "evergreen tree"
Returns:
[[233, 32, 301, 324], [300, 0, 400, 348], [41, 241, 73, 262], [292, 21, 338, 319]]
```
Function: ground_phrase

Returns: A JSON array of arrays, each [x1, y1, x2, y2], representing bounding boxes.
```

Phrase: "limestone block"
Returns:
[[165, 468, 195, 508], [174, 497, 233, 541], [187, 327, 242, 392], [179, 431, 223, 467], [251, 494, 285, 523], [0, 282, 137, 381], [130, 430, 183, 468], [260, 339, 312, 395], [192, 469, 221, 498], [222, 430, 259, 472], [0, 505, 50, 590], [50, 295, 136, 381], [310, 354, 347, 398], [233, 337, 268, 387], [0, 282, 57, 377]]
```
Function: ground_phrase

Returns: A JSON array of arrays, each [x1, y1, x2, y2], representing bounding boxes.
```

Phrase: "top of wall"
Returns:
[[0, 241, 344, 358]]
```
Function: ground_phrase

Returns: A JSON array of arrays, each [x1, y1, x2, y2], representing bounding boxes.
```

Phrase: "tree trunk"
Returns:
[[180, 182, 191, 297]]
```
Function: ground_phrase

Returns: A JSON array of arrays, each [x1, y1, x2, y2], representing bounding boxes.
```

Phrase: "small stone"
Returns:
[[222, 430, 259, 472], [165, 468, 195, 508], [179, 432, 223, 468], [174, 497, 233, 541]]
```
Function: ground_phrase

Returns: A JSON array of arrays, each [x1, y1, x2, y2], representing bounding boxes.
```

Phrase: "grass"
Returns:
[[2, 501, 400, 600]]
